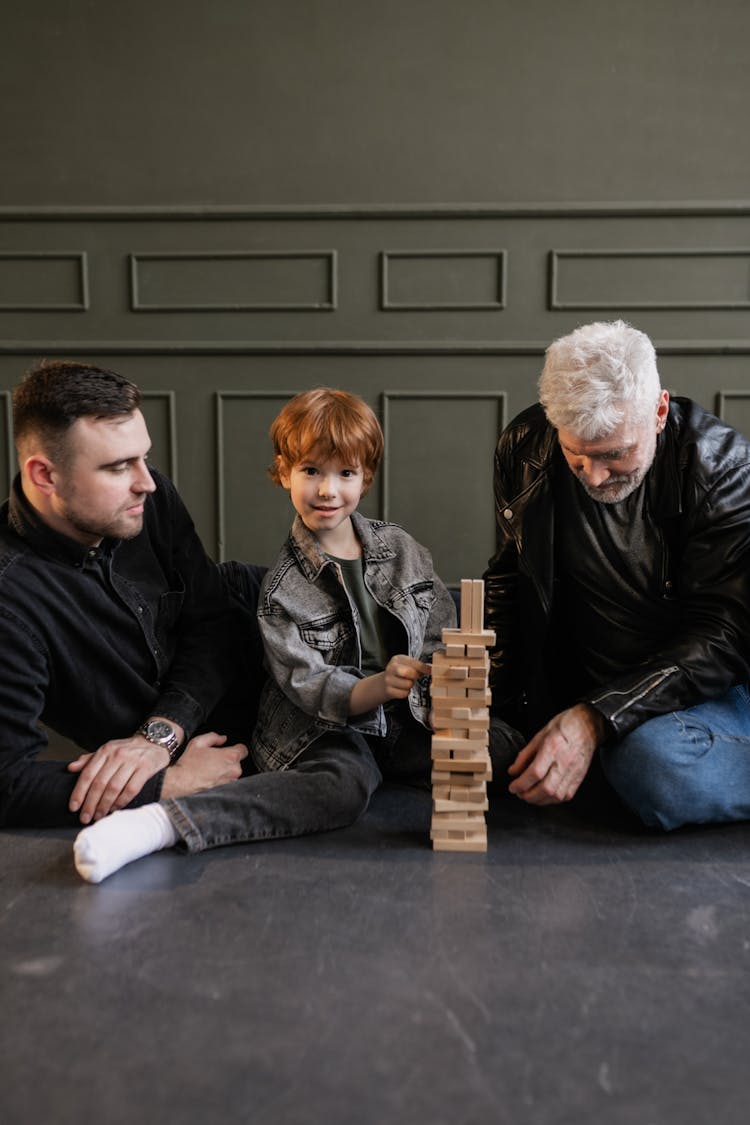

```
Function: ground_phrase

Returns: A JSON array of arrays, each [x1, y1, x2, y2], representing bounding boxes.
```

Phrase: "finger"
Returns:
[[66, 753, 94, 774], [508, 749, 556, 795], [69, 752, 108, 812], [507, 737, 541, 777], [82, 762, 141, 822]]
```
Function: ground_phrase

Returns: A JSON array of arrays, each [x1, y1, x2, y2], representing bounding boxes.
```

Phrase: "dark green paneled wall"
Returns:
[[1, 3, 749, 582]]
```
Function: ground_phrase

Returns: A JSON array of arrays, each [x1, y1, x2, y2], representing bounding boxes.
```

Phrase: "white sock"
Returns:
[[74, 803, 179, 884]]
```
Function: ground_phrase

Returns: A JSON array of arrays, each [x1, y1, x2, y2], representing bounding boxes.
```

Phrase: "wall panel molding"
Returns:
[[2, 339, 750, 356], [141, 390, 178, 483], [215, 390, 295, 561], [129, 250, 337, 312], [380, 250, 507, 310], [2, 202, 750, 220], [0, 251, 89, 311], [549, 248, 750, 310], [380, 389, 506, 520]]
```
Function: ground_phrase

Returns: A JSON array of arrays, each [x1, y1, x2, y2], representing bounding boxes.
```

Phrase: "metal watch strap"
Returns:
[[139, 720, 182, 764]]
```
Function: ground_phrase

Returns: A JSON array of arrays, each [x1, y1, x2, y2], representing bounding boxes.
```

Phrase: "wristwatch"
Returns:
[[139, 719, 182, 764]]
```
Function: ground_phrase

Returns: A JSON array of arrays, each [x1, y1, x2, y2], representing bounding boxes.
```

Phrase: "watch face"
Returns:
[[146, 720, 174, 743]]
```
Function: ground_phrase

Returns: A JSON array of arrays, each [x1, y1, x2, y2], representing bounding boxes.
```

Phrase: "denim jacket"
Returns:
[[254, 511, 456, 771]]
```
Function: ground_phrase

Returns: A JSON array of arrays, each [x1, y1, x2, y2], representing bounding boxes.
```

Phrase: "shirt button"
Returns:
[[503, 508, 513, 520]]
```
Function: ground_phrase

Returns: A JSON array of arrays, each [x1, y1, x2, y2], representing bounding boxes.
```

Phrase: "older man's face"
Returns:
[[557, 390, 669, 504]]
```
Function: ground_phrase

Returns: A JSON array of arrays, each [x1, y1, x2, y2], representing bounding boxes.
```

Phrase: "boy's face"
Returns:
[[279, 450, 365, 550]]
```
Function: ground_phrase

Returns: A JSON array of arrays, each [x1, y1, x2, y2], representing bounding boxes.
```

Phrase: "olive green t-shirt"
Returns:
[[328, 555, 390, 674]]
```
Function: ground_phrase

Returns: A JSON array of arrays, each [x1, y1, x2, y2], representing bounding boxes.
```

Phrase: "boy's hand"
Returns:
[[382, 655, 431, 700], [349, 656, 431, 716]]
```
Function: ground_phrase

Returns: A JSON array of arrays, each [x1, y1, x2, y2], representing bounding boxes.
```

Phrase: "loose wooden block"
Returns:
[[444, 643, 466, 658]]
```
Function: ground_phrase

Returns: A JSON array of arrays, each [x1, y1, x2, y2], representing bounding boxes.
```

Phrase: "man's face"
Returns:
[[557, 391, 669, 504], [48, 410, 156, 545]]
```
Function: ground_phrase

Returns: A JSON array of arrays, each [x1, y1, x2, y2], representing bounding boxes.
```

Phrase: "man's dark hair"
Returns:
[[12, 360, 141, 463]]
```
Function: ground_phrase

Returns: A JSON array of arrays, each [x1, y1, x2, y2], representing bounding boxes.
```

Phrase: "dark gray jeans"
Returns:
[[162, 703, 431, 853]]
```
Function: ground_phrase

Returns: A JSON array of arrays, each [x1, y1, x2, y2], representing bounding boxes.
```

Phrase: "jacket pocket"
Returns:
[[299, 614, 355, 660]]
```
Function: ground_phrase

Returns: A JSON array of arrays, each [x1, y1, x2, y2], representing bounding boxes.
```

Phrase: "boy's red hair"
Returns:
[[269, 388, 384, 491]]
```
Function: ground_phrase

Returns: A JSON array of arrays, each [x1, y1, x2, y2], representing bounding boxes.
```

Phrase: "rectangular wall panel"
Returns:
[[381, 250, 506, 310], [130, 250, 337, 311], [550, 249, 750, 310], [139, 391, 178, 483], [0, 251, 88, 311], [382, 391, 506, 584]]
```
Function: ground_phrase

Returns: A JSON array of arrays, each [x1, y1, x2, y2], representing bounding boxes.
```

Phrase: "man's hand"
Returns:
[[507, 703, 607, 805], [160, 732, 248, 799], [67, 735, 173, 824]]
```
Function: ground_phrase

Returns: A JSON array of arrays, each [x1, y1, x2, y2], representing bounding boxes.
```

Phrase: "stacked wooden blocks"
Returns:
[[430, 579, 496, 852]]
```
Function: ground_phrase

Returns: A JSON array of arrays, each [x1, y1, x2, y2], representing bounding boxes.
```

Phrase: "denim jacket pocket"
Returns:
[[390, 580, 434, 648], [299, 614, 356, 662]]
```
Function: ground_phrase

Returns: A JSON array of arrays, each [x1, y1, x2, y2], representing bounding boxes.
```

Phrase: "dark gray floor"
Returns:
[[1, 786, 749, 1125]]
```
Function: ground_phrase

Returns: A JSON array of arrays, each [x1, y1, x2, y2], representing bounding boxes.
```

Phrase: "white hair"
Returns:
[[538, 321, 661, 439]]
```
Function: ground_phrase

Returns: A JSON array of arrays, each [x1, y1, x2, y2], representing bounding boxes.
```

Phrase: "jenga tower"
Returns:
[[430, 579, 495, 852]]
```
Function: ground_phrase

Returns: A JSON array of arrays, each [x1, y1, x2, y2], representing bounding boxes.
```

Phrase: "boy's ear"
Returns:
[[276, 456, 291, 489]]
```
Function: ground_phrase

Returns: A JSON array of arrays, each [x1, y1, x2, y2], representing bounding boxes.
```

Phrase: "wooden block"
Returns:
[[471, 579, 484, 633], [433, 796, 489, 813], [467, 688, 492, 703], [431, 811, 486, 828], [431, 705, 472, 721], [433, 683, 474, 698], [431, 826, 487, 841], [460, 579, 473, 632], [444, 643, 466, 658], [444, 666, 469, 680], [432, 822, 487, 837], [432, 838, 488, 853], [433, 651, 489, 671], [432, 734, 488, 753], [441, 628, 496, 647], [448, 772, 491, 786], [431, 759, 492, 779]]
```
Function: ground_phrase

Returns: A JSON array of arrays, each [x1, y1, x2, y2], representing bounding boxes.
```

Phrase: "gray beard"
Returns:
[[575, 470, 646, 504]]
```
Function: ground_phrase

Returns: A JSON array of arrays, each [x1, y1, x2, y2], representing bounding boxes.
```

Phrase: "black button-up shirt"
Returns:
[[0, 469, 246, 827]]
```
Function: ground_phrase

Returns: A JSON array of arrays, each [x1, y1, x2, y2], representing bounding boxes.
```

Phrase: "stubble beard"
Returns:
[[576, 468, 646, 504]]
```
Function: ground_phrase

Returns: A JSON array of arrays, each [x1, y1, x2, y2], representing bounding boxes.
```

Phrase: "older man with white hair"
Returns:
[[485, 320, 750, 829]]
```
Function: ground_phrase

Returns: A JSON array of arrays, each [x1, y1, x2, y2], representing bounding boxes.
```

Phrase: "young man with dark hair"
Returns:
[[0, 359, 262, 828]]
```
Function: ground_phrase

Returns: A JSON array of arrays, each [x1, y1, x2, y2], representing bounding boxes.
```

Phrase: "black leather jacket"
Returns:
[[483, 398, 750, 739]]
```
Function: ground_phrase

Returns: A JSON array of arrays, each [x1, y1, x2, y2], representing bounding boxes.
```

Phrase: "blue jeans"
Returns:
[[600, 684, 750, 830], [162, 703, 431, 852]]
